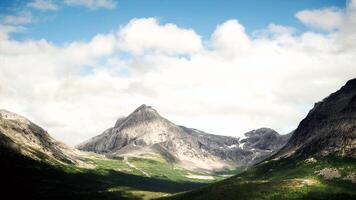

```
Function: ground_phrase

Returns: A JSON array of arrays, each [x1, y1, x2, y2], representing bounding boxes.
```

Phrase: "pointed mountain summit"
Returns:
[[77, 105, 290, 170], [276, 79, 356, 159], [121, 104, 161, 125]]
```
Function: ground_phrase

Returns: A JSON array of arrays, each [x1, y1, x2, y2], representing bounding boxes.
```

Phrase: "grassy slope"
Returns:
[[1, 137, 239, 200], [165, 156, 356, 200], [1, 150, 207, 199]]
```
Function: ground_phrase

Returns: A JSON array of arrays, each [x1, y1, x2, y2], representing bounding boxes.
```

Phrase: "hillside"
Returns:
[[166, 156, 355, 200], [165, 79, 356, 200], [0, 109, 77, 164], [275, 78, 356, 159]]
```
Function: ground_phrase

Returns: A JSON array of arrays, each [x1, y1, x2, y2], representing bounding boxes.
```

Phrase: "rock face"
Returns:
[[77, 105, 290, 170], [276, 79, 356, 159], [0, 109, 77, 164], [239, 128, 291, 162], [241, 128, 291, 151]]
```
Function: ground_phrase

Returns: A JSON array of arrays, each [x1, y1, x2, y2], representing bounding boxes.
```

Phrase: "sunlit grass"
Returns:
[[107, 186, 170, 200]]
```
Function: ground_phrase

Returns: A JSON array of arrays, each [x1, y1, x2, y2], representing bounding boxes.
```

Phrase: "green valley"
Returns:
[[1, 140, 235, 200]]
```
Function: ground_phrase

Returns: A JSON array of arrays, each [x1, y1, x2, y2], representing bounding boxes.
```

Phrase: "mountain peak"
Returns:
[[276, 78, 356, 158], [134, 104, 154, 112], [129, 104, 160, 119], [344, 78, 356, 88], [321, 78, 356, 103], [112, 105, 161, 129], [244, 127, 278, 137]]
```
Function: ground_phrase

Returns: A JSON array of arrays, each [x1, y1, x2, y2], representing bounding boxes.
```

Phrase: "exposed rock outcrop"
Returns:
[[0, 109, 77, 164]]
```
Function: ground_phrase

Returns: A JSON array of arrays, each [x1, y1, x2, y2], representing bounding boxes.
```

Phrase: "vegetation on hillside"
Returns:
[[165, 156, 356, 200], [1, 141, 240, 200]]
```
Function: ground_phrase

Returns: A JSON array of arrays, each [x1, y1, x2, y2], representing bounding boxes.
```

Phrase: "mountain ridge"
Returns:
[[0, 109, 78, 164], [77, 104, 290, 170], [275, 78, 356, 159]]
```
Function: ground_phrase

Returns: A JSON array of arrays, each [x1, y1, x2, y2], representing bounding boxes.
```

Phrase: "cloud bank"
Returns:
[[1, 2, 356, 146]]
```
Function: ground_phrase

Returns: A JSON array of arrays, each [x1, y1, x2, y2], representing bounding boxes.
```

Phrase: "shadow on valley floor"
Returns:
[[0, 144, 208, 200]]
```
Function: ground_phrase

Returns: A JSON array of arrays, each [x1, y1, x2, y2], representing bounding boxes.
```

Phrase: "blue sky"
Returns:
[[0, 0, 347, 44]]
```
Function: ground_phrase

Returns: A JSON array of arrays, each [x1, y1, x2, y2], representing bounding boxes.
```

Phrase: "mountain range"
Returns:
[[1, 79, 356, 200], [77, 104, 290, 170]]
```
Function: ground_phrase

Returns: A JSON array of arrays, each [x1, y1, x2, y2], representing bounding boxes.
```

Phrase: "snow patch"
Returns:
[[238, 142, 245, 149]]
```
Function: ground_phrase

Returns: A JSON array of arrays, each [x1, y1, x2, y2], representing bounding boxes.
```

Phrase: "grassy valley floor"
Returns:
[[1, 143, 239, 200]]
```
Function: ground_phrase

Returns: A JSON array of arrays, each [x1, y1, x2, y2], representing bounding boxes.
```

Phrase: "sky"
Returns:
[[1, 0, 356, 146]]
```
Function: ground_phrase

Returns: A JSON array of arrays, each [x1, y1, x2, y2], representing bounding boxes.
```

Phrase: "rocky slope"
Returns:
[[77, 105, 290, 170], [238, 128, 291, 163], [166, 79, 356, 200], [276, 78, 356, 159], [0, 109, 77, 164]]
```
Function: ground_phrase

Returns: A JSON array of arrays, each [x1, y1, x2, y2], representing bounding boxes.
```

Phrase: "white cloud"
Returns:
[[64, 0, 116, 9], [2, 11, 33, 25], [266, 24, 295, 35], [296, 7, 345, 31], [1, 2, 356, 146], [211, 19, 252, 58], [116, 18, 203, 55], [27, 0, 59, 11], [0, 24, 26, 40]]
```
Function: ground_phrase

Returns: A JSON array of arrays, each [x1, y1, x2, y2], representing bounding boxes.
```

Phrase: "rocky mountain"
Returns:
[[0, 109, 77, 164], [241, 128, 291, 151], [276, 79, 356, 159], [77, 104, 290, 170], [238, 128, 291, 162], [166, 79, 356, 200]]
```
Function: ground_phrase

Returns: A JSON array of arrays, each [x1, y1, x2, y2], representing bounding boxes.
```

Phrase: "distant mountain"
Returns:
[[0, 109, 77, 164], [276, 78, 356, 159], [241, 128, 291, 150], [77, 104, 290, 170], [239, 128, 291, 161]]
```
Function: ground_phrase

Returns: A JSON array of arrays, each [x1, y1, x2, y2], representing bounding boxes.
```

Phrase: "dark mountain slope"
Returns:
[[276, 78, 356, 159], [166, 79, 356, 200]]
